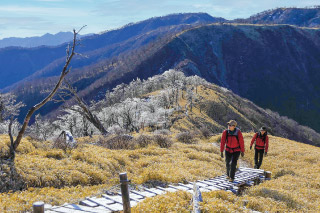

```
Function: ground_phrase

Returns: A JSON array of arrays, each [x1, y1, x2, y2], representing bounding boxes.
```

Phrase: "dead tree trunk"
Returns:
[[8, 27, 84, 160]]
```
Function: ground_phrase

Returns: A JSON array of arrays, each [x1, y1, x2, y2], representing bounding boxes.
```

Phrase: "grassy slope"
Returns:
[[133, 134, 320, 212], [0, 134, 226, 211], [0, 85, 319, 212], [133, 86, 320, 212]]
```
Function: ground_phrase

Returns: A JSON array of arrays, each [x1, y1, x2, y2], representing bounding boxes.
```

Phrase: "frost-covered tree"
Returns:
[[28, 114, 57, 141], [0, 93, 24, 123]]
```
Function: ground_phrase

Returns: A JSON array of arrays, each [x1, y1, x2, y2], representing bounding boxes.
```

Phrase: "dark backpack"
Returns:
[[255, 132, 267, 149]]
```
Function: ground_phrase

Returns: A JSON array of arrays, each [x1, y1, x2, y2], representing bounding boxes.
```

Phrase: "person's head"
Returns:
[[227, 120, 237, 131], [259, 126, 267, 135]]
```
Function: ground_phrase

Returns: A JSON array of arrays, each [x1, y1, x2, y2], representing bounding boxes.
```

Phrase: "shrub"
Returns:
[[52, 137, 77, 152], [153, 129, 172, 135], [153, 135, 173, 148], [199, 126, 212, 138], [176, 131, 195, 144], [134, 135, 154, 148], [274, 169, 296, 179], [99, 134, 135, 150]]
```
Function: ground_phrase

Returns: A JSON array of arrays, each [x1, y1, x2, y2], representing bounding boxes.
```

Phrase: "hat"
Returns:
[[227, 120, 237, 126], [259, 126, 267, 131]]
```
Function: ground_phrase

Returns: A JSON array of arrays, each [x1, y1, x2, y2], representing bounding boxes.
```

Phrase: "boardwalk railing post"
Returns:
[[265, 171, 272, 180], [193, 183, 202, 213], [120, 172, 131, 213], [33, 201, 44, 213]]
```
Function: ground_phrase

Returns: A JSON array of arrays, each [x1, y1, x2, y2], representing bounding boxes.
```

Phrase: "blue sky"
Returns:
[[0, 0, 319, 39]]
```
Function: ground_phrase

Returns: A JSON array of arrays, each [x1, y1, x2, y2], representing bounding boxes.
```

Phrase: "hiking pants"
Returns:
[[254, 148, 264, 169], [225, 151, 240, 179]]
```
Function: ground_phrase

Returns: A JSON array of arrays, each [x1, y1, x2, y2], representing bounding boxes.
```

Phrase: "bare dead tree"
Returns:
[[7, 27, 85, 160], [56, 80, 109, 135]]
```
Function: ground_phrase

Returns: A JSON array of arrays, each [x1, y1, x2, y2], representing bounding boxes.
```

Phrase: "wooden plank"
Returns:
[[156, 186, 178, 193], [216, 184, 232, 189], [144, 188, 166, 195], [213, 185, 227, 190], [197, 180, 216, 186], [49, 206, 87, 213], [86, 197, 115, 210], [204, 185, 221, 191], [125, 192, 144, 201], [105, 203, 123, 211], [206, 180, 222, 184], [62, 204, 111, 213], [168, 185, 190, 191], [239, 168, 264, 174], [194, 182, 209, 188], [79, 200, 99, 207], [131, 190, 157, 197], [102, 194, 123, 204], [178, 183, 194, 189]]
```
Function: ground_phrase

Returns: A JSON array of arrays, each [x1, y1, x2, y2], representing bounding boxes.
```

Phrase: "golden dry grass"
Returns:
[[0, 184, 109, 212], [0, 133, 225, 211]]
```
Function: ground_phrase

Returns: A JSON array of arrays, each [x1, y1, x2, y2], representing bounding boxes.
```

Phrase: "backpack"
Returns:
[[225, 128, 240, 151], [255, 132, 267, 149]]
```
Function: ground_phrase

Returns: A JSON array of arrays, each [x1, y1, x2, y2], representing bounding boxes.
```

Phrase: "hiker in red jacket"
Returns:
[[220, 120, 245, 182], [250, 126, 269, 169]]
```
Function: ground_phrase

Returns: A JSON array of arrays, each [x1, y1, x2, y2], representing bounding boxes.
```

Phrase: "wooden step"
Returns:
[[131, 190, 157, 198], [62, 204, 111, 213], [156, 186, 178, 193], [79, 200, 99, 208], [102, 194, 123, 204], [144, 187, 166, 195]]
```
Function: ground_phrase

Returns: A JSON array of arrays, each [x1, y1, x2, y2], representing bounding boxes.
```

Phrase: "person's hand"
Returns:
[[221, 152, 224, 158], [241, 152, 244, 157], [250, 146, 252, 150], [265, 152, 267, 156]]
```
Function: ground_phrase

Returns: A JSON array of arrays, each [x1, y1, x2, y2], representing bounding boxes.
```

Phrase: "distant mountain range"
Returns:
[[0, 32, 93, 49], [1, 8, 320, 134], [0, 13, 221, 90]]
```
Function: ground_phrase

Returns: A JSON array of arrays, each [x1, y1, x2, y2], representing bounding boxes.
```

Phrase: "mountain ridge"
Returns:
[[0, 12, 221, 90], [0, 32, 93, 49], [233, 6, 320, 27]]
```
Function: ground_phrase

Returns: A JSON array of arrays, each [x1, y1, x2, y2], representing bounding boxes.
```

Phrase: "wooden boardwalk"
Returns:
[[45, 167, 269, 212]]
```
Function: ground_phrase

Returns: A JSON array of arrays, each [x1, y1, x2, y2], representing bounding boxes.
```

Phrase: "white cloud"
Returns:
[[0, 5, 88, 17]]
